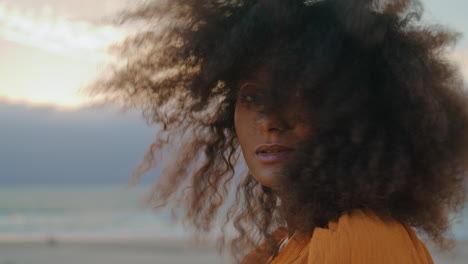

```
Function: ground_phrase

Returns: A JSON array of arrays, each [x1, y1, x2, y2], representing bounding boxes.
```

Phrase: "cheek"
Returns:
[[234, 105, 241, 136], [294, 123, 313, 140], [234, 104, 239, 123], [234, 104, 252, 141], [234, 105, 256, 162], [290, 107, 314, 140]]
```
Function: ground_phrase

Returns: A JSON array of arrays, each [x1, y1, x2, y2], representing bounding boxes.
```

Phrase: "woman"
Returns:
[[91, 0, 468, 263]]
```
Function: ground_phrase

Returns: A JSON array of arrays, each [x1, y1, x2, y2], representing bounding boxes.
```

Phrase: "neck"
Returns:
[[274, 188, 303, 236], [285, 215, 300, 237]]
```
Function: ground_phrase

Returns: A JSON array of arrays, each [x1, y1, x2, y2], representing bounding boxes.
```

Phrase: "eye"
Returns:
[[239, 93, 258, 104], [237, 82, 264, 106]]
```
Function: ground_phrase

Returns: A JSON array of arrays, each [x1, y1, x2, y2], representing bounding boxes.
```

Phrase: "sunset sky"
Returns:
[[0, 0, 128, 109], [0, 0, 467, 109]]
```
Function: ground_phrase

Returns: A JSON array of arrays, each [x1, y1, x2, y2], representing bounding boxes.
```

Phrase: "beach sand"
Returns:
[[0, 237, 466, 264], [0, 236, 230, 264], [427, 241, 468, 264]]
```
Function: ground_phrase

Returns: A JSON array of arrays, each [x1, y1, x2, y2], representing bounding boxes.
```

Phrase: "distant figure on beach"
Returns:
[[90, 0, 468, 263]]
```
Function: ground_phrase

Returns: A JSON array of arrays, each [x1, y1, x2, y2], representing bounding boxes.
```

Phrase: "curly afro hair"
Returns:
[[89, 0, 468, 260]]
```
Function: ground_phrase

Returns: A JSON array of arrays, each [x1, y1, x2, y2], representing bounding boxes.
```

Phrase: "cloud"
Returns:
[[0, 2, 128, 108], [0, 2, 125, 60], [451, 49, 468, 82], [0, 99, 158, 185], [449, 49, 468, 84]]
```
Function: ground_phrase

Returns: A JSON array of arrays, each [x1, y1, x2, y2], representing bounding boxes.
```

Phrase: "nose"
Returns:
[[257, 113, 290, 134]]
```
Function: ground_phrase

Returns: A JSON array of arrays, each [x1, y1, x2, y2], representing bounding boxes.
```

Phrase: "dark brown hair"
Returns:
[[89, 0, 468, 261]]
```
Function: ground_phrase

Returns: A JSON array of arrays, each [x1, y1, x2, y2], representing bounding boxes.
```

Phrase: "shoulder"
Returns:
[[307, 209, 434, 264], [312, 209, 406, 243], [240, 227, 288, 264]]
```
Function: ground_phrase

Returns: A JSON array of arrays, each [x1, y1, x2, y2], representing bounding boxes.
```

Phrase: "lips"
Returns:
[[255, 144, 293, 163]]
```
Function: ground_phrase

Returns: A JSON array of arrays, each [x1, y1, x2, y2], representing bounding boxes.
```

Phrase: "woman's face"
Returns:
[[234, 82, 313, 188]]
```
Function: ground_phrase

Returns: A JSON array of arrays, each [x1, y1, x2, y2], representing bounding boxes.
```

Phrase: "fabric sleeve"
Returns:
[[307, 211, 435, 264]]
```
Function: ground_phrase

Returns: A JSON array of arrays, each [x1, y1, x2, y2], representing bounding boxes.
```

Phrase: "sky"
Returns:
[[0, 0, 467, 108], [0, 0, 128, 108], [0, 101, 158, 184], [0, 0, 467, 184], [0, 0, 467, 109]]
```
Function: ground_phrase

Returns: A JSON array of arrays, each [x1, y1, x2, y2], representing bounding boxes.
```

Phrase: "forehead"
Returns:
[[237, 72, 302, 100], [235, 44, 323, 100], [237, 54, 308, 97], [238, 67, 272, 88]]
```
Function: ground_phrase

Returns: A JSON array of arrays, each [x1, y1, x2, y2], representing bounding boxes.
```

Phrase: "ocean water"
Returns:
[[0, 184, 187, 240], [0, 184, 466, 240]]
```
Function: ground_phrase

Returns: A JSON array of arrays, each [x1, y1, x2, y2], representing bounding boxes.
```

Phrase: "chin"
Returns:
[[252, 171, 282, 189]]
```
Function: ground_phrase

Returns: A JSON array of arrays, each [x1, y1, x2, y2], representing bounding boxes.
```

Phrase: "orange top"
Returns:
[[241, 209, 434, 264]]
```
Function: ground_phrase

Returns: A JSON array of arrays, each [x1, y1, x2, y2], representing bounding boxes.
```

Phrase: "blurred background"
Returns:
[[0, 0, 467, 263]]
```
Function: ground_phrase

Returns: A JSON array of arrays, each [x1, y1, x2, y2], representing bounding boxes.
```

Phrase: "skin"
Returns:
[[234, 82, 313, 188]]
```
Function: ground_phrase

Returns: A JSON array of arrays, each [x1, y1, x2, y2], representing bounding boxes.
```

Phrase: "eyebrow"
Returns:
[[239, 82, 266, 91]]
